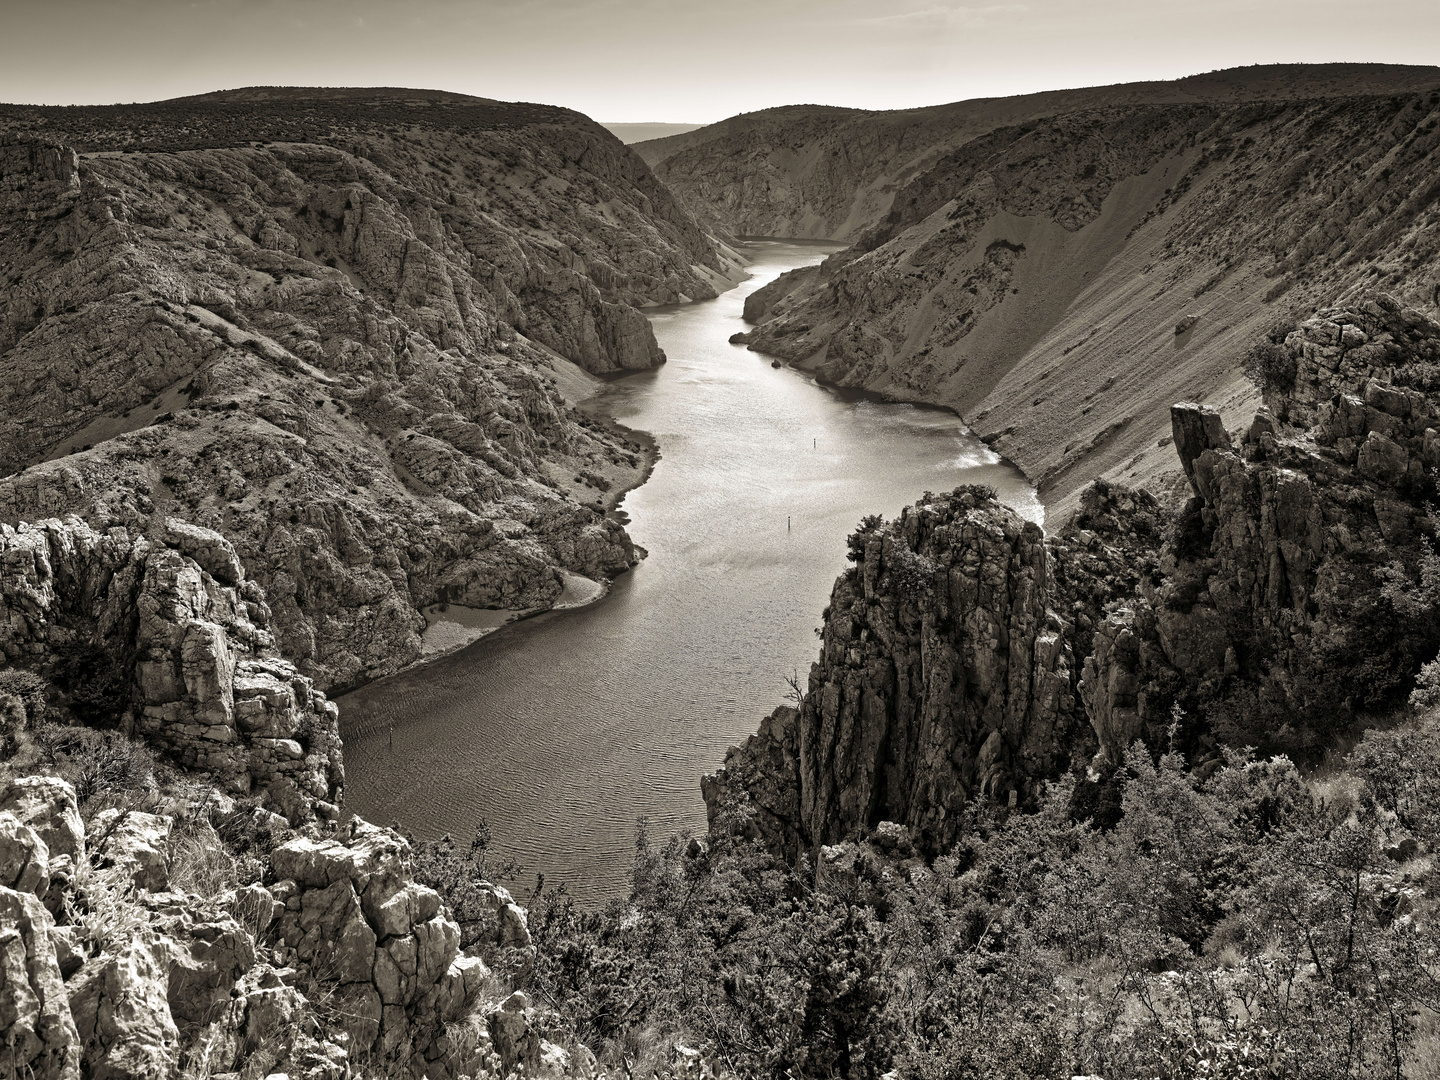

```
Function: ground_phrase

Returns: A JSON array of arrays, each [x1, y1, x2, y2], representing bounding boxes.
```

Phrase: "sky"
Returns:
[[2, 0, 1438, 123]]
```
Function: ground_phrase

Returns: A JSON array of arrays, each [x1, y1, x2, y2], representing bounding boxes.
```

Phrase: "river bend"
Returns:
[[340, 240, 1042, 903]]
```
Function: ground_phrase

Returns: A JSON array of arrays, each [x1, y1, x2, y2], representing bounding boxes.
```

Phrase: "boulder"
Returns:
[[1170, 402, 1233, 491], [0, 811, 49, 896], [0, 776, 83, 907], [270, 818, 486, 1072], [0, 885, 82, 1080], [0, 776, 83, 870], [1357, 430, 1410, 484], [163, 518, 245, 586], [88, 809, 171, 893], [67, 936, 180, 1080], [141, 892, 258, 1028], [488, 991, 540, 1075]]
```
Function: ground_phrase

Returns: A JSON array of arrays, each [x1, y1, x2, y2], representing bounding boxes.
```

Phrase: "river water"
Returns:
[[340, 239, 1042, 903]]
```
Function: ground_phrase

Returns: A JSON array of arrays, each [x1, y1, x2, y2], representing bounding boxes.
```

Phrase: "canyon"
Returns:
[[5, 66, 1440, 1078], [643, 64, 1440, 512]]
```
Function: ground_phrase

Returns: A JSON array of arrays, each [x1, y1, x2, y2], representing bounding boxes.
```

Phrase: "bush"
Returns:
[[34, 723, 157, 811], [846, 514, 884, 562], [0, 668, 48, 755], [0, 668, 48, 721], [528, 725, 1440, 1079], [50, 642, 133, 727], [403, 821, 521, 951], [1241, 322, 1299, 395]]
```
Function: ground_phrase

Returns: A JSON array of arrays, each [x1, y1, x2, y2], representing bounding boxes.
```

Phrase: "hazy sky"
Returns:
[[2, 0, 1437, 122]]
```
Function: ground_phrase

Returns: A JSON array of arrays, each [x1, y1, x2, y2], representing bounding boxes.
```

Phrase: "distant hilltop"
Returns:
[[601, 121, 703, 145]]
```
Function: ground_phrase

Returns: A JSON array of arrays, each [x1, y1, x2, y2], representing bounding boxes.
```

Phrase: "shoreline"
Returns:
[[350, 324, 682, 687], [372, 400, 665, 681], [354, 258, 754, 685]]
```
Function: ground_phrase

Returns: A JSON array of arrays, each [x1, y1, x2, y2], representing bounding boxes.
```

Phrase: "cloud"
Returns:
[[853, 3, 1029, 27]]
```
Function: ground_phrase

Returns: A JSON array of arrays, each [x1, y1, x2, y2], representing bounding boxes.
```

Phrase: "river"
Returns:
[[339, 239, 1042, 904]]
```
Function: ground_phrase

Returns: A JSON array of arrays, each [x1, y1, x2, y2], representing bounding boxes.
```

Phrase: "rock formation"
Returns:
[[0, 771, 597, 1080], [0, 88, 742, 691], [708, 294, 1440, 862], [1083, 294, 1440, 760], [684, 71, 1440, 507], [2, 515, 343, 821], [706, 486, 1080, 857]]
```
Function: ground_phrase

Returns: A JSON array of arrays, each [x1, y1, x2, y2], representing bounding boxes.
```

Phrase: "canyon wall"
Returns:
[[707, 294, 1440, 860], [640, 64, 1440, 243], [0, 89, 740, 691], [732, 84, 1440, 508]]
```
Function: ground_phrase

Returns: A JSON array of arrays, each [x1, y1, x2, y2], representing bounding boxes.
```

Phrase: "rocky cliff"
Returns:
[[707, 294, 1440, 860], [732, 80, 1440, 508], [1085, 295, 1440, 763], [2, 516, 344, 822], [0, 88, 741, 691]]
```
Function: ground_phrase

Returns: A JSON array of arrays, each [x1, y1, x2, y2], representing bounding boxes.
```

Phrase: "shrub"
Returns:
[[403, 821, 521, 950], [0, 668, 48, 721], [50, 642, 133, 727], [526, 721, 1440, 1078], [846, 514, 884, 562], [1241, 322, 1299, 395], [165, 813, 242, 899], [35, 723, 157, 811], [0, 668, 48, 755]]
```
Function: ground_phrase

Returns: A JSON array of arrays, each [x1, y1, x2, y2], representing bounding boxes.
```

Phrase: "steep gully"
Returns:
[[339, 240, 1042, 903]]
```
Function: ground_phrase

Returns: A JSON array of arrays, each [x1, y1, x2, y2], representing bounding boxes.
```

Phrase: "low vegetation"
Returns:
[[521, 716, 1440, 1079]]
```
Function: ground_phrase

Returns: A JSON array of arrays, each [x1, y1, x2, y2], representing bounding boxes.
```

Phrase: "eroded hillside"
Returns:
[[734, 83, 1440, 506], [0, 89, 741, 691], [640, 63, 1440, 243]]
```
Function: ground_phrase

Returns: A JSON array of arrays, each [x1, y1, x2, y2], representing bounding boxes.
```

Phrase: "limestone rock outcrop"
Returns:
[[0, 87, 741, 691], [708, 487, 1078, 857], [268, 819, 495, 1074], [1081, 294, 1440, 758], [0, 775, 85, 908], [0, 775, 581, 1080], [0, 883, 81, 1079], [1, 516, 342, 820]]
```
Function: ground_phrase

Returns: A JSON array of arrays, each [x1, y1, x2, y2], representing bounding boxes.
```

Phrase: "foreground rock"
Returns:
[[0, 774, 598, 1080]]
